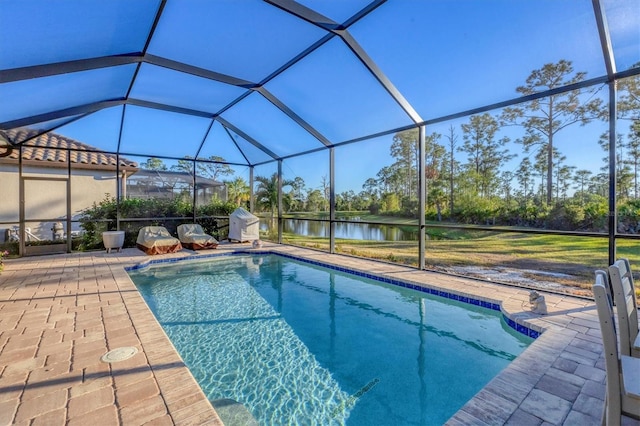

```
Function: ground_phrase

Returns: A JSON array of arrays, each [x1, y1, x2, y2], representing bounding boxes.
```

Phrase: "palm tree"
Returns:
[[254, 173, 293, 217], [225, 177, 250, 207]]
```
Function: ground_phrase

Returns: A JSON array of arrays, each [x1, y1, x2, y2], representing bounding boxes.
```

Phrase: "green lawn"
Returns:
[[277, 226, 640, 298]]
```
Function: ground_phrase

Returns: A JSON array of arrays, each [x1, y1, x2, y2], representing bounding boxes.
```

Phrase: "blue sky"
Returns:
[[7, 0, 638, 194]]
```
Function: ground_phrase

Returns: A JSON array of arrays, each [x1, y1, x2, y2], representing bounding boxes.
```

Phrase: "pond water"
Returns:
[[261, 218, 418, 241]]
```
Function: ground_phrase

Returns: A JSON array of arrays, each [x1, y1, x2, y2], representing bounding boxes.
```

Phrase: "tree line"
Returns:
[[277, 61, 639, 233], [137, 60, 640, 233]]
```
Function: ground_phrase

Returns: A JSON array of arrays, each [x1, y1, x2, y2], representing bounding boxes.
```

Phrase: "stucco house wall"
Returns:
[[0, 163, 19, 223], [0, 129, 137, 243]]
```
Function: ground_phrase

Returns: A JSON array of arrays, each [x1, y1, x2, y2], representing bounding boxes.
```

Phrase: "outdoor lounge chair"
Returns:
[[593, 272, 640, 424], [608, 259, 640, 358], [177, 224, 218, 250], [136, 226, 182, 255]]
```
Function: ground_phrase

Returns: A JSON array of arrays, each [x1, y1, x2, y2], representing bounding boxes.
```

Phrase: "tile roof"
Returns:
[[1, 128, 138, 169]]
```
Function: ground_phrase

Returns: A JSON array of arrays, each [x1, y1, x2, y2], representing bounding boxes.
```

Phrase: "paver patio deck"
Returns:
[[0, 243, 638, 425]]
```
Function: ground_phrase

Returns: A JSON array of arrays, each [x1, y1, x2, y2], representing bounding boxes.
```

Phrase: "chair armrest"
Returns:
[[621, 355, 640, 399]]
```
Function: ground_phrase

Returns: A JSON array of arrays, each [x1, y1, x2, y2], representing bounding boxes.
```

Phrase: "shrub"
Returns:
[[0, 241, 19, 257], [453, 195, 498, 224], [78, 196, 237, 250], [545, 203, 585, 231], [618, 199, 640, 233]]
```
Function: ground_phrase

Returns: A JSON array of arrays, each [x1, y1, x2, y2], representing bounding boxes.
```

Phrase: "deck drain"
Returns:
[[101, 347, 138, 363]]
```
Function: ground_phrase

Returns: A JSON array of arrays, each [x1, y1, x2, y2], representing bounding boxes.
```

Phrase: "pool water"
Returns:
[[130, 254, 532, 425]]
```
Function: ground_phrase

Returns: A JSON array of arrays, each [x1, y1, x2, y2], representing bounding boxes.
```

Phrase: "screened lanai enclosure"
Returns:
[[1, 0, 639, 294]]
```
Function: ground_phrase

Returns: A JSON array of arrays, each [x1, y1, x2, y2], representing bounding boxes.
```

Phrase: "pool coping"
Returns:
[[0, 243, 612, 425]]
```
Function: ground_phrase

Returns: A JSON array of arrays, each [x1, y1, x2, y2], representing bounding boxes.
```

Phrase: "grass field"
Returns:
[[274, 223, 640, 299]]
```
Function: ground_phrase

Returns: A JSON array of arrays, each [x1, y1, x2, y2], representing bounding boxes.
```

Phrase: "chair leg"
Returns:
[[604, 391, 622, 426]]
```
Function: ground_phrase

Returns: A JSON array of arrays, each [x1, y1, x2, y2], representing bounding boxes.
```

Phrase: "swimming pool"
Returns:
[[129, 253, 533, 425]]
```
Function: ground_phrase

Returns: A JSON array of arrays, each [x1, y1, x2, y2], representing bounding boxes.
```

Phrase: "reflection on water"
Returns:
[[261, 219, 417, 241]]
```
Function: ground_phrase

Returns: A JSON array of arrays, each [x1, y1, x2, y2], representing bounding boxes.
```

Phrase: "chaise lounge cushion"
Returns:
[[136, 226, 182, 255], [177, 224, 218, 250]]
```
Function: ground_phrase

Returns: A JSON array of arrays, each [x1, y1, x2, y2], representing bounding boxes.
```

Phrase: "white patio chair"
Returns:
[[608, 259, 640, 358], [593, 272, 640, 424]]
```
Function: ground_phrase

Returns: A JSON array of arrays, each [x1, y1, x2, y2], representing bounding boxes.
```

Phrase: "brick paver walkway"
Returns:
[[0, 243, 638, 425], [0, 248, 222, 426]]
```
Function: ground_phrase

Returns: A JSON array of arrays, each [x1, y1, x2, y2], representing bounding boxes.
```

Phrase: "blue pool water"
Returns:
[[129, 254, 532, 425]]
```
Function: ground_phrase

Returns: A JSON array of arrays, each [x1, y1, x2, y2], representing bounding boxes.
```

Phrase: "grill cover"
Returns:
[[228, 208, 259, 242]]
